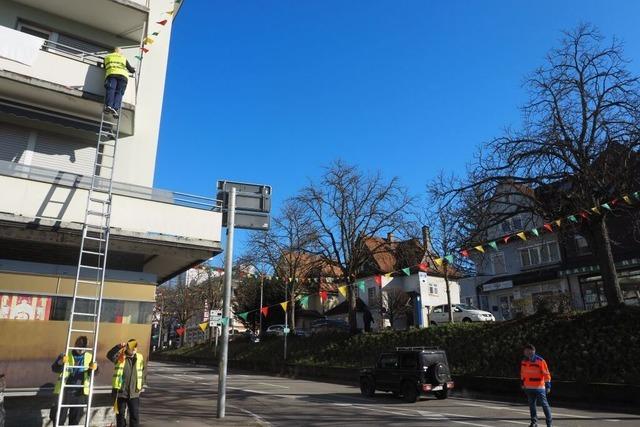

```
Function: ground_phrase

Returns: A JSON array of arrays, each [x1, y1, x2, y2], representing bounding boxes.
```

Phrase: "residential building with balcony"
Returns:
[[0, 0, 223, 392]]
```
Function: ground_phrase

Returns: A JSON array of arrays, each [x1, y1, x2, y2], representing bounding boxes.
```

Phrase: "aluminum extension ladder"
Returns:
[[55, 107, 122, 427]]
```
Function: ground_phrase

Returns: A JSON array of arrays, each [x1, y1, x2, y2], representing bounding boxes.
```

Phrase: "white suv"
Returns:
[[429, 304, 495, 325]]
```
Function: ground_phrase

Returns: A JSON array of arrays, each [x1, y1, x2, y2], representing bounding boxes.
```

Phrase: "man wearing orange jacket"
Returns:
[[520, 344, 552, 427]]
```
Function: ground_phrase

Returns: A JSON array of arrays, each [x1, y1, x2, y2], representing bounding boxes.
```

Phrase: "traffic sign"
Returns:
[[210, 309, 222, 326]]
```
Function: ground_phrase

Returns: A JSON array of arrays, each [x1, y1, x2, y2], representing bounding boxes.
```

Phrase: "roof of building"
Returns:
[[324, 298, 368, 316]]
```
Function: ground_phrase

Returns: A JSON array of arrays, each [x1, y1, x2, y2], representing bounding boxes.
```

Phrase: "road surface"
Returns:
[[142, 361, 640, 426]]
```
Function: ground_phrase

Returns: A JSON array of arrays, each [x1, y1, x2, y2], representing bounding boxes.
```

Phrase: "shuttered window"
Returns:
[[31, 131, 95, 175], [0, 123, 30, 163]]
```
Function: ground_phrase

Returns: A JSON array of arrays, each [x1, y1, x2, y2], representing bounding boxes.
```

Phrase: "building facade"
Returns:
[[0, 0, 223, 391]]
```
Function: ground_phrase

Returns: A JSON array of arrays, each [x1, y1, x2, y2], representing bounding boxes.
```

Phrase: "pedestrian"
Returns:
[[520, 343, 552, 427], [363, 309, 374, 332], [50, 336, 97, 426], [107, 339, 144, 427], [103, 47, 135, 118]]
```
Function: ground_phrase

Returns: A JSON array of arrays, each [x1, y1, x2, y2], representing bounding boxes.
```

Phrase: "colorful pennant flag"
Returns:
[[402, 267, 411, 276], [338, 285, 348, 297], [517, 232, 527, 241], [434, 258, 444, 267], [531, 228, 539, 237], [568, 215, 578, 223], [543, 223, 553, 232], [579, 211, 589, 220], [260, 306, 269, 317], [374, 275, 382, 286], [590, 207, 601, 215], [238, 312, 249, 321], [299, 295, 309, 309], [554, 219, 562, 227], [623, 195, 633, 204], [134, 55, 143, 61], [488, 241, 498, 251], [320, 291, 328, 302], [418, 263, 428, 271], [199, 322, 208, 332], [165, 10, 175, 15], [460, 249, 469, 258], [634, 192, 640, 200], [384, 272, 393, 278], [152, 31, 160, 36], [474, 245, 485, 253], [220, 317, 229, 326], [141, 47, 149, 53], [444, 254, 454, 264], [175, 327, 185, 336], [157, 19, 168, 25], [601, 203, 612, 211], [280, 301, 288, 312], [144, 37, 155, 44], [503, 236, 511, 244]]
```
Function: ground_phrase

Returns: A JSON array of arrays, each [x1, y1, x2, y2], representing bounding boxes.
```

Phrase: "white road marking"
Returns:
[[227, 387, 271, 395], [175, 374, 205, 380], [350, 404, 416, 417], [440, 411, 529, 426], [229, 404, 272, 426], [152, 373, 196, 383], [258, 382, 289, 389]]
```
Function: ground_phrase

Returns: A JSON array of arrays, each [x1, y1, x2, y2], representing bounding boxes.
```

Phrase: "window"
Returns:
[[400, 353, 418, 369], [480, 295, 489, 311], [0, 294, 51, 320], [574, 234, 591, 255], [519, 242, 560, 268], [428, 283, 438, 295], [368, 287, 377, 303], [464, 296, 474, 306], [17, 20, 108, 56], [491, 252, 506, 274], [500, 214, 524, 233], [378, 355, 398, 369], [432, 305, 444, 313]]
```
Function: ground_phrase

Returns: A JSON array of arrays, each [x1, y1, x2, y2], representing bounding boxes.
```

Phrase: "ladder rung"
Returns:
[[59, 404, 87, 408], [95, 163, 113, 169], [79, 265, 102, 270], [87, 210, 110, 217], [84, 236, 106, 242], [77, 280, 100, 285], [62, 384, 86, 388], [74, 295, 99, 301], [67, 346, 93, 350], [72, 312, 97, 317], [65, 365, 90, 369], [82, 249, 104, 256], [89, 197, 111, 204], [70, 328, 95, 333]]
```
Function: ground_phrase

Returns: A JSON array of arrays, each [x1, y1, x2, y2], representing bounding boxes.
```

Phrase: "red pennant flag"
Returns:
[[503, 235, 511, 244], [175, 327, 185, 336], [418, 263, 428, 271], [543, 223, 553, 232], [579, 211, 589, 219], [374, 275, 382, 286], [611, 198, 619, 206], [141, 47, 149, 53], [460, 249, 469, 258], [260, 306, 269, 317], [157, 19, 168, 25], [319, 291, 328, 303]]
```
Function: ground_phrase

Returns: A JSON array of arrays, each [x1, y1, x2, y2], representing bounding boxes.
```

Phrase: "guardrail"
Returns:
[[0, 159, 222, 212]]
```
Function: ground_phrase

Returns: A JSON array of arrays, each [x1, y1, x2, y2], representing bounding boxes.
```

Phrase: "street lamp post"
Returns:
[[284, 279, 288, 360], [259, 274, 264, 336]]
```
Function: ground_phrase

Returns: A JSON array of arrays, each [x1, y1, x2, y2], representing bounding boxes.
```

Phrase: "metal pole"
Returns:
[[284, 280, 288, 360], [217, 187, 236, 418], [259, 275, 264, 337]]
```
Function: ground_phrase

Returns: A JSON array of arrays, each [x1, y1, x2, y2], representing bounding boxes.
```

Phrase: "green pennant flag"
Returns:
[[633, 192, 640, 200], [444, 254, 454, 264], [299, 295, 309, 309], [531, 228, 539, 237], [238, 312, 249, 321], [220, 317, 229, 326], [488, 241, 498, 251], [402, 267, 411, 276], [601, 203, 611, 211], [134, 55, 143, 60], [357, 281, 366, 292], [152, 31, 159, 36], [568, 215, 578, 223]]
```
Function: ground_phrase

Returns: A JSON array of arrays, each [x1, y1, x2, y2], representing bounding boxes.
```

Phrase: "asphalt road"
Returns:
[[142, 361, 640, 427]]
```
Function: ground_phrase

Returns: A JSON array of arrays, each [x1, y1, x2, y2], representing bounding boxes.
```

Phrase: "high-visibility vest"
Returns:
[[112, 353, 144, 392], [54, 351, 92, 396], [520, 355, 551, 389], [104, 52, 129, 79]]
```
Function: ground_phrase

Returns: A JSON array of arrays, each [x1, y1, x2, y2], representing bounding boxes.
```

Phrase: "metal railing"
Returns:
[[0, 160, 222, 212]]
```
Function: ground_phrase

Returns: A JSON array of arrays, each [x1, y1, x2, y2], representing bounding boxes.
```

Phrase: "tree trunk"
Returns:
[[590, 217, 624, 305], [348, 284, 358, 333], [445, 274, 453, 323]]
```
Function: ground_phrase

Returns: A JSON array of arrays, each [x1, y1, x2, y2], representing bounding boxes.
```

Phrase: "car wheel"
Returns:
[[360, 377, 375, 397], [401, 381, 418, 403], [434, 388, 448, 400], [462, 317, 472, 323]]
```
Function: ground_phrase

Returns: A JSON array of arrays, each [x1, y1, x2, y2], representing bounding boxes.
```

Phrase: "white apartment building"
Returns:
[[0, 0, 222, 390]]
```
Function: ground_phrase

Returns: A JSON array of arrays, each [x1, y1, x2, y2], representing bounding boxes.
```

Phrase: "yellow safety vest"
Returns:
[[112, 353, 144, 392], [104, 52, 129, 79], [54, 351, 92, 396]]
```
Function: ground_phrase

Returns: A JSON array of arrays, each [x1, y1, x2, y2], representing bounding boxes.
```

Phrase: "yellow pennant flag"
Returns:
[[517, 232, 527, 241], [623, 195, 632, 204], [198, 322, 208, 332], [144, 37, 155, 45], [590, 207, 600, 214], [338, 285, 348, 297], [554, 219, 562, 227], [280, 301, 288, 312], [474, 245, 485, 253], [434, 258, 444, 266], [384, 272, 393, 277]]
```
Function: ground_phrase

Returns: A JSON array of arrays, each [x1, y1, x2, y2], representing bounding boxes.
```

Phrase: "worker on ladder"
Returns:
[[103, 47, 136, 118], [51, 336, 97, 425], [107, 339, 145, 427]]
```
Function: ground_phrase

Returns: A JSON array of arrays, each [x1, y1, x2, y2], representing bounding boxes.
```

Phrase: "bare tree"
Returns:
[[370, 287, 412, 329], [297, 160, 413, 332], [435, 25, 640, 306]]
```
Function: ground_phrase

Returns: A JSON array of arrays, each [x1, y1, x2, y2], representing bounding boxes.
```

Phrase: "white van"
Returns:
[[429, 304, 495, 325]]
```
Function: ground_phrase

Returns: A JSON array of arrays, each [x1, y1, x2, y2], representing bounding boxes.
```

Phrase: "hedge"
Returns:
[[161, 305, 640, 384]]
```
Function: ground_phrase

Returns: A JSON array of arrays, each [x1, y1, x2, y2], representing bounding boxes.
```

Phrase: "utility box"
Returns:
[[216, 180, 272, 230]]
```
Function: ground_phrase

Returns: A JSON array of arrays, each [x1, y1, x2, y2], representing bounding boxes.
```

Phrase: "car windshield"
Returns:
[[455, 304, 478, 310], [422, 353, 447, 365]]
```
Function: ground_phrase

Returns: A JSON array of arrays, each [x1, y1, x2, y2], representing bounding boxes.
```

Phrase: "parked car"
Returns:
[[360, 346, 454, 403], [310, 318, 350, 334], [265, 324, 286, 336], [429, 303, 495, 325]]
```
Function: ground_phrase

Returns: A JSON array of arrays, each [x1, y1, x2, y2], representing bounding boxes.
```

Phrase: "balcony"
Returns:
[[9, 0, 149, 41], [0, 160, 223, 282], [0, 30, 138, 137]]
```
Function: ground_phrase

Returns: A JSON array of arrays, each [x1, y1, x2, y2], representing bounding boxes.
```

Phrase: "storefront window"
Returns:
[[0, 294, 52, 320]]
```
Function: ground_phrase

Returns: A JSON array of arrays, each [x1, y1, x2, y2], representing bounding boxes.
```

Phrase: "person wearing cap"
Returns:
[[521, 343, 553, 427], [107, 339, 144, 427], [50, 336, 97, 425], [103, 47, 135, 118]]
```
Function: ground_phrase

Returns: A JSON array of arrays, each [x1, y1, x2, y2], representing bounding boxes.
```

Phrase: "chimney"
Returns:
[[422, 226, 431, 250], [387, 232, 394, 242]]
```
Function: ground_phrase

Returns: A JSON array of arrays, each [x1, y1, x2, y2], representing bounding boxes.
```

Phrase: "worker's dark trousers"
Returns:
[[116, 397, 139, 427], [51, 390, 86, 425], [104, 75, 128, 111]]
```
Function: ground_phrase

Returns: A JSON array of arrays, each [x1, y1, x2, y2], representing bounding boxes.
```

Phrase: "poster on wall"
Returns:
[[0, 294, 52, 320]]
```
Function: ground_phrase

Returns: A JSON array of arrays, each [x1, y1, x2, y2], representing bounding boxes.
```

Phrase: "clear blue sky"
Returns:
[[154, 0, 640, 254]]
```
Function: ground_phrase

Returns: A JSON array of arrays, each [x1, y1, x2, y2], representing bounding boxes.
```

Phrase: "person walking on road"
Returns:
[[50, 336, 97, 425], [107, 339, 144, 427], [103, 47, 135, 117], [520, 343, 552, 427]]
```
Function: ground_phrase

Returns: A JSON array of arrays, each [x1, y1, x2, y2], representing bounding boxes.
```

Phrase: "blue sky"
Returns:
[[154, 0, 640, 254]]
